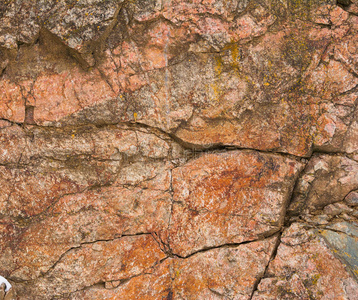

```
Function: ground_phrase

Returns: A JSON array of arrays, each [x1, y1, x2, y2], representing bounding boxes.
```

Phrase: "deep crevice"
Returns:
[[249, 232, 282, 300]]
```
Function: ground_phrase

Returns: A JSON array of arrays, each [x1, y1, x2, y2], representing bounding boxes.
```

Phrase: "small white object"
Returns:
[[0, 276, 11, 292]]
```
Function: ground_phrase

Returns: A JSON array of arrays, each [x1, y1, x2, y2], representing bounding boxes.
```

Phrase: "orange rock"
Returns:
[[68, 259, 172, 300], [32, 67, 117, 124], [171, 236, 278, 299], [0, 80, 25, 123], [252, 223, 358, 299], [168, 151, 303, 256], [0, 1, 358, 299], [19, 235, 167, 298], [2, 174, 172, 281], [68, 236, 278, 300], [289, 154, 358, 213]]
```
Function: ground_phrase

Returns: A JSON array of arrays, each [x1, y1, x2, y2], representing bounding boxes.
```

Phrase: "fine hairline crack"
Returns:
[[48, 232, 283, 299], [9, 232, 154, 284]]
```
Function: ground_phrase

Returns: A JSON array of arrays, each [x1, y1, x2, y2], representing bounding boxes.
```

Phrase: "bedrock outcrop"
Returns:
[[1, 0, 358, 299]]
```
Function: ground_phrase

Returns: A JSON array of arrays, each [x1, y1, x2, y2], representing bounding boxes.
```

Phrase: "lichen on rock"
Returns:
[[0, 0, 358, 299]]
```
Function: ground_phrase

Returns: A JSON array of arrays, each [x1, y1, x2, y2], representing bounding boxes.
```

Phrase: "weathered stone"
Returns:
[[69, 259, 172, 300], [323, 202, 354, 215], [319, 222, 358, 280], [0, 125, 27, 164], [171, 236, 278, 299], [168, 150, 303, 257], [1, 0, 358, 298], [347, 3, 358, 14], [2, 186, 171, 282], [0, 124, 178, 284], [308, 214, 332, 225], [68, 236, 278, 300], [0, 80, 25, 123], [15, 234, 166, 298], [346, 190, 358, 206], [1, 0, 357, 158], [252, 223, 358, 299], [289, 154, 358, 213], [0, 0, 122, 55]]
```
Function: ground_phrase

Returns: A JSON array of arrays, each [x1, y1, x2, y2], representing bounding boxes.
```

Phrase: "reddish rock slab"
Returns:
[[333, 29, 358, 77], [252, 223, 358, 300], [25, 125, 171, 161], [0, 125, 28, 164], [289, 154, 358, 213], [0, 156, 122, 219], [0, 164, 91, 219], [68, 259, 172, 300], [68, 236, 278, 300], [1, 2, 358, 299], [1, 2, 357, 158], [171, 19, 358, 156], [168, 150, 303, 257], [14, 234, 166, 299], [2, 180, 171, 281], [303, 59, 358, 101], [0, 121, 166, 165], [171, 236, 278, 300], [0, 123, 177, 282], [38, 125, 171, 163], [0, 122, 174, 164], [32, 67, 117, 124], [0, 80, 25, 123]]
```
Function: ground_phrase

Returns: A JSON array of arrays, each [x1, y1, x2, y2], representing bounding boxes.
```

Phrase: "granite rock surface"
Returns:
[[1, 0, 358, 299]]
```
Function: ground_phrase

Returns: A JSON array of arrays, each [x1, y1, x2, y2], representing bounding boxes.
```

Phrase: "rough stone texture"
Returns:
[[319, 222, 358, 279], [1, 0, 358, 157], [1, 0, 358, 299], [289, 154, 358, 213], [16, 234, 167, 298], [346, 190, 358, 206], [168, 151, 303, 257], [252, 223, 358, 299], [68, 236, 278, 300]]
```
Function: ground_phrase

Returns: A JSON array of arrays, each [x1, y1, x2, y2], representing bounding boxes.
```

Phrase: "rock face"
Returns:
[[0, 0, 358, 299], [252, 223, 358, 299], [168, 151, 303, 257]]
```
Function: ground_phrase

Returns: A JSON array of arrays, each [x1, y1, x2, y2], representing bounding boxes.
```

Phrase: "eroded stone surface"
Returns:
[[16, 234, 167, 299], [252, 223, 358, 299], [289, 154, 358, 213], [319, 222, 358, 280], [168, 151, 303, 256], [0, 0, 121, 54], [1, 0, 358, 299], [1, 0, 357, 157], [0, 125, 176, 284], [68, 236, 277, 300]]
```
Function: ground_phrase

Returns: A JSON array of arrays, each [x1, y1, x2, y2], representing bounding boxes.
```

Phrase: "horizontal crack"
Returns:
[[9, 232, 154, 284], [3, 118, 357, 162], [171, 229, 281, 259]]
